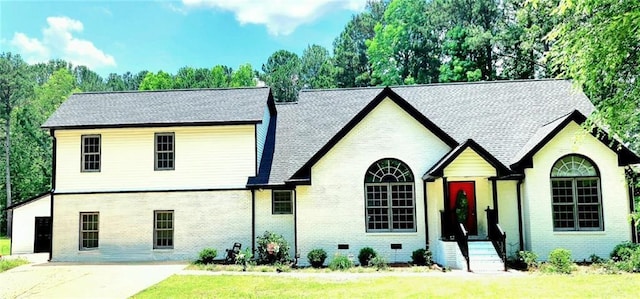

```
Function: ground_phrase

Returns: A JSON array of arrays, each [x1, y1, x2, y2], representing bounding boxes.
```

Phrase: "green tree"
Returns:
[[73, 65, 106, 92], [300, 44, 337, 89], [173, 66, 197, 89], [211, 65, 231, 88], [430, 0, 501, 81], [0, 53, 34, 235], [138, 71, 174, 91], [230, 64, 256, 87], [547, 0, 640, 148], [438, 26, 482, 82], [333, 0, 387, 87], [262, 50, 301, 102], [106, 73, 126, 91], [31, 59, 73, 85], [367, 0, 440, 85], [497, 0, 559, 79], [11, 69, 77, 210]]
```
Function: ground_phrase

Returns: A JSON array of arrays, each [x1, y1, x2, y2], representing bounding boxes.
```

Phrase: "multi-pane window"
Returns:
[[550, 155, 603, 231], [365, 159, 416, 232], [80, 212, 99, 250], [155, 133, 175, 170], [154, 210, 174, 249], [273, 190, 293, 214], [81, 135, 101, 172]]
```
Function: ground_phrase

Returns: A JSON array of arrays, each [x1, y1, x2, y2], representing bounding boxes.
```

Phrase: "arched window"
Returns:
[[550, 155, 603, 231], [364, 158, 416, 232]]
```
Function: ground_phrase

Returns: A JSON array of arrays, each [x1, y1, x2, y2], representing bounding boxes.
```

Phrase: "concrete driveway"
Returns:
[[0, 254, 185, 299]]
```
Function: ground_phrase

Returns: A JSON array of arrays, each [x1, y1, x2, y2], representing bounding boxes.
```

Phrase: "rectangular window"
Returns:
[[366, 183, 416, 232], [80, 212, 99, 250], [155, 133, 175, 170], [81, 135, 101, 172], [272, 190, 293, 214], [154, 210, 174, 249], [551, 178, 602, 231]]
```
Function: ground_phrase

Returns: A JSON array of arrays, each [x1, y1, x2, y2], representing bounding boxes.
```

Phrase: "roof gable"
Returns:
[[511, 110, 640, 170], [289, 87, 458, 182], [424, 139, 511, 181]]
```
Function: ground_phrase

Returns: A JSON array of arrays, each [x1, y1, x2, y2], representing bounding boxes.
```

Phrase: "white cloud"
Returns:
[[10, 33, 49, 63], [10, 16, 116, 68], [182, 0, 368, 35]]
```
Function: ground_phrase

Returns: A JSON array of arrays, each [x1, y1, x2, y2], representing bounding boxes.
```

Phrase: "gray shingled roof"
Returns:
[[268, 80, 594, 184], [42, 87, 270, 129]]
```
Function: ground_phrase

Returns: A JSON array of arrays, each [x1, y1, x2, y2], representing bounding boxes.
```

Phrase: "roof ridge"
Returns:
[[73, 86, 269, 95], [300, 86, 384, 93], [388, 78, 566, 89], [298, 79, 568, 94]]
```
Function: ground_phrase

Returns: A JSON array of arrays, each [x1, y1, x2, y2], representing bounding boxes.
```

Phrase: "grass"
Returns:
[[0, 258, 29, 273], [133, 273, 640, 298], [0, 236, 9, 256], [187, 263, 433, 273]]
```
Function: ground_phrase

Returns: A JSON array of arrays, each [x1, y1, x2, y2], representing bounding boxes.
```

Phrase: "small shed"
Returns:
[[6, 192, 51, 254]]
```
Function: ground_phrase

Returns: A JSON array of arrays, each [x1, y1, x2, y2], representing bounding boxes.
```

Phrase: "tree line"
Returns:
[[1, 0, 639, 234]]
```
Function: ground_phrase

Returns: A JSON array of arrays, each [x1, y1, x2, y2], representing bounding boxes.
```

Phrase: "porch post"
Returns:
[[491, 178, 498, 215]]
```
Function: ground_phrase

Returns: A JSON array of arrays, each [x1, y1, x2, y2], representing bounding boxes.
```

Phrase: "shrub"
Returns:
[[589, 254, 605, 264], [546, 248, 574, 274], [370, 255, 388, 270], [329, 254, 353, 271], [610, 241, 640, 262], [411, 248, 433, 266], [197, 248, 218, 264], [614, 247, 640, 273], [256, 231, 290, 265], [517, 250, 539, 270], [307, 248, 328, 268], [358, 247, 377, 267], [235, 248, 253, 266]]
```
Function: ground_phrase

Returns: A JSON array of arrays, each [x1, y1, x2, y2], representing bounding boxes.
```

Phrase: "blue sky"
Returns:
[[0, 0, 367, 77]]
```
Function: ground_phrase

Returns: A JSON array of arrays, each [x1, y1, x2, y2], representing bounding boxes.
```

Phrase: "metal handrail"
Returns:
[[486, 207, 507, 271], [456, 222, 470, 272]]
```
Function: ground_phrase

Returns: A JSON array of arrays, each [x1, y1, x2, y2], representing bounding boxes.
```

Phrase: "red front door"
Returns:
[[448, 181, 477, 235]]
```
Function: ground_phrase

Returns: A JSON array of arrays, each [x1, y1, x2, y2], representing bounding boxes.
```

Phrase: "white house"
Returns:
[[39, 80, 639, 270]]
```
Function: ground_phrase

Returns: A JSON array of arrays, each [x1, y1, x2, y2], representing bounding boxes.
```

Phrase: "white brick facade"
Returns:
[[52, 190, 252, 262], [296, 98, 451, 265], [522, 121, 631, 260]]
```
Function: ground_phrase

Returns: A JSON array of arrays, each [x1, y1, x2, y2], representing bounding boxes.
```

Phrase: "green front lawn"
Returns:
[[0, 237, 9, 256], [133, 273, 640, 298]]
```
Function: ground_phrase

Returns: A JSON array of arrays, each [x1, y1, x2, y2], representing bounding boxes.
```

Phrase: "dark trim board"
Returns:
[[54, 187, 249, 196], [424, 139, 511, 180], [43, 120, 261, 131], [50, 130, 57, 261], [290, 87, 459, 181], [511, 110, 640, 170], [4, 191, 51, 211]]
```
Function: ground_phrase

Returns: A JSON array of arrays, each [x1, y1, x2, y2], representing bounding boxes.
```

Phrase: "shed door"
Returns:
[[34, 217, 52, 253]]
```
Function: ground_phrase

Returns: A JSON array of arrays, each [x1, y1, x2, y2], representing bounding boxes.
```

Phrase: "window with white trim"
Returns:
[[81, 135, 101, 172], [550, 155, 603, 231], [80, 212, 99, 250], [154, 210, 174, 249], [155, 133, 175, 170], [272, 190, 293, 214], [364, 158, 416, 232]]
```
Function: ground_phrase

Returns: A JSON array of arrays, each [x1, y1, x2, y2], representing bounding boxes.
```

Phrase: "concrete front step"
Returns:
[[468, 241, 505, 272]]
